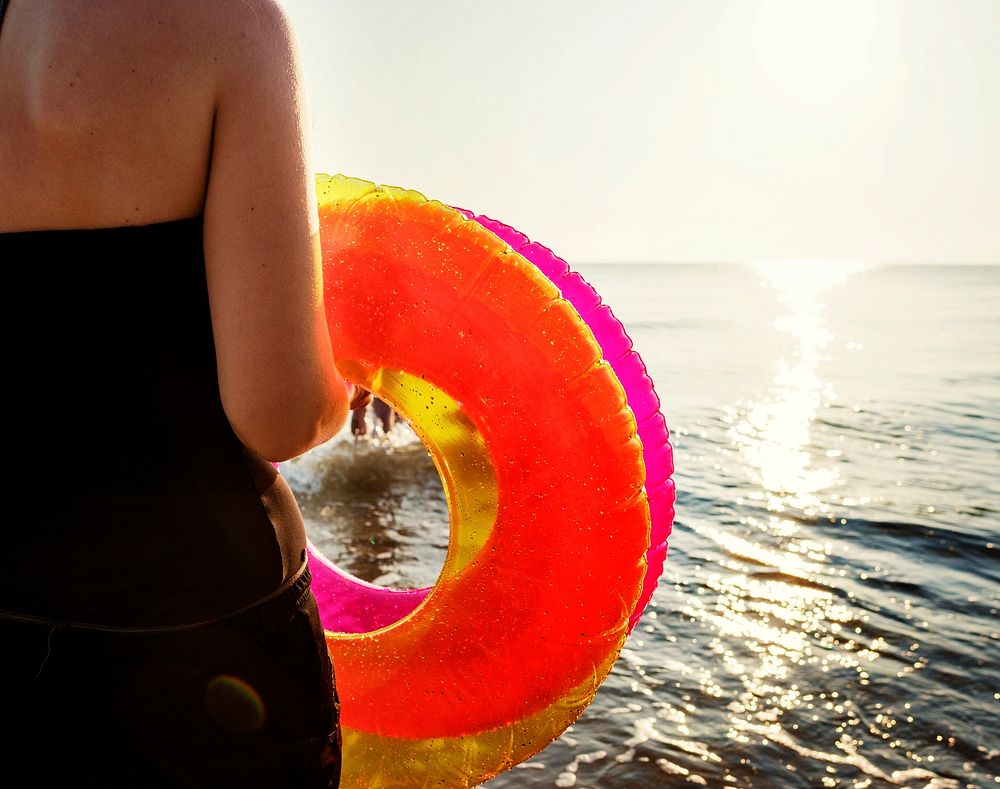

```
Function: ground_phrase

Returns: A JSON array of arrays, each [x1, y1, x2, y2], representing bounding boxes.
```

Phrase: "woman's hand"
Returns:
[[348, 384, 374, 413]]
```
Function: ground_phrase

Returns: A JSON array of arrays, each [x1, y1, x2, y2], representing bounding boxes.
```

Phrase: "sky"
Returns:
[[282, 0, 1000, 264]]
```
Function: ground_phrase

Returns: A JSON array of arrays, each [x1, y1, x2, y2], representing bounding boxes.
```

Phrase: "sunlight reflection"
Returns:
[[725, 261, 868, 515], [697, 524, 827, 579], [676, 262, 880, 783]]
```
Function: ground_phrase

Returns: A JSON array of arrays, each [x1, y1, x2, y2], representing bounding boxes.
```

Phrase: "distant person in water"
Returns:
[[373, 398, 397, 433], [351, 397, 397, 436]]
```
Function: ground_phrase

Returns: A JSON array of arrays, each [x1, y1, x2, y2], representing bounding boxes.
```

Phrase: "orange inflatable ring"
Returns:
[[313, 175, 651, 788]]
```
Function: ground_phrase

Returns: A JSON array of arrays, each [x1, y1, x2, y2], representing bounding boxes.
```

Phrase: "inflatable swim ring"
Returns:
[[307, 175, 672, 788], [454, 209, 674, 633]]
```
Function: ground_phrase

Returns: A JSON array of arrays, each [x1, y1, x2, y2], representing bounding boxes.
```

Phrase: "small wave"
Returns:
[[820, 516, 995, 560], [733, 720, 961, 788]]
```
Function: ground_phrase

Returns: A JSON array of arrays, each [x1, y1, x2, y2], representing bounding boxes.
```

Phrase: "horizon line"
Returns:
[[570, 259, 1000, 267]]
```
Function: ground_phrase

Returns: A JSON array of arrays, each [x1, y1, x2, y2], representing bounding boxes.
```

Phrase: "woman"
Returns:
[[0, 1, 359, 785]]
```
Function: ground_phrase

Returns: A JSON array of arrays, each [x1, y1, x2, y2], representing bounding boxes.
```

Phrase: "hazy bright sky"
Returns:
[[283, 0, 1000, 264]]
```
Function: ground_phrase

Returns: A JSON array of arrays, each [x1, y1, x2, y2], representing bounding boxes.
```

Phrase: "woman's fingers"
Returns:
[[349, 385, 373, 412]]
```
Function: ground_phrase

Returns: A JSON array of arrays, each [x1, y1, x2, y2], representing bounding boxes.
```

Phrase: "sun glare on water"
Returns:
[[725, 261, 869, 516]]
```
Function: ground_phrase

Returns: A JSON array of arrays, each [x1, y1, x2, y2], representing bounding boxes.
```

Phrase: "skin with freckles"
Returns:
[[0, 0, 351, 461]]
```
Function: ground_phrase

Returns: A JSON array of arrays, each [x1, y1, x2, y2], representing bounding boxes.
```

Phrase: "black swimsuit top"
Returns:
[[0, 220, 300, 626]]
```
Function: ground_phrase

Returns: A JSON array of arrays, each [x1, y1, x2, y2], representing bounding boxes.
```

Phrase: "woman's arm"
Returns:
[[202, 1, 348, 461]]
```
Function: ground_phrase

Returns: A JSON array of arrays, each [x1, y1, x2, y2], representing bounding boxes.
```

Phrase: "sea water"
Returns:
[[284, 262, 999, 788]]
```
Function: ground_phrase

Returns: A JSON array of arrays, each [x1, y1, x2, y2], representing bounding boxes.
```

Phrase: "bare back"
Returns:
[[0, 0, 219, 229], [0, 0, 350, 460]]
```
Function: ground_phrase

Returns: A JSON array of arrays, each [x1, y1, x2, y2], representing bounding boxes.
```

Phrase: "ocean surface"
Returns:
[[285, 262, 999, 788]]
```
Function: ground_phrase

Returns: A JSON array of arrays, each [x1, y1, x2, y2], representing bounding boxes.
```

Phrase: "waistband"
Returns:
[[0, 560, 312, 635]]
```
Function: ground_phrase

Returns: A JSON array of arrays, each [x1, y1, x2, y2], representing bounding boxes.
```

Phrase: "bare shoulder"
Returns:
[[164, 0, 306, 115], [24, 0, 298, 85], [192, 0, 301, 77], [201, 0, 297, 38]]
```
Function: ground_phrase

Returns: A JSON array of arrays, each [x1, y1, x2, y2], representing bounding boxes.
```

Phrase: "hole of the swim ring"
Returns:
[[287, 418, 449, 591]]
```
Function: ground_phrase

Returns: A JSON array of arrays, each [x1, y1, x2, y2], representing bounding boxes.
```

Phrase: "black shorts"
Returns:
[[0, 567, 340, 788]]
